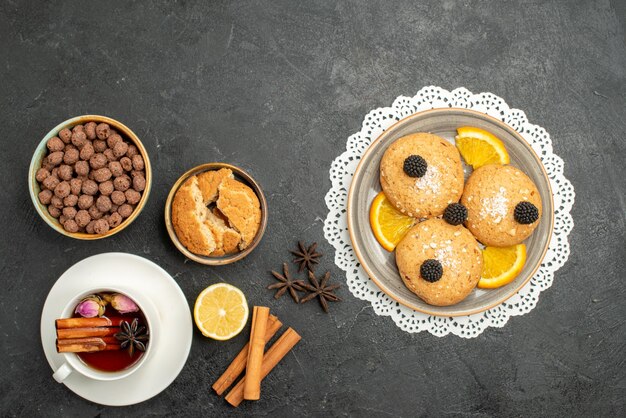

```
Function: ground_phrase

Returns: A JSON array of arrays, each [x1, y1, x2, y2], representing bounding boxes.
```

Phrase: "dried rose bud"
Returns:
[[74, 294, 106, 318], [105, 293, 139, 314]]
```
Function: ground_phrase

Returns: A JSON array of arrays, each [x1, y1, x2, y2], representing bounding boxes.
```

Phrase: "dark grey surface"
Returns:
[[1, 0, 624, 416]]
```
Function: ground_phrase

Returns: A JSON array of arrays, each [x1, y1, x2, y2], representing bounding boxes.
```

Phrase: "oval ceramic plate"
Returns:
[[40, 253, 193, 406], [347, 108, 554, 316]]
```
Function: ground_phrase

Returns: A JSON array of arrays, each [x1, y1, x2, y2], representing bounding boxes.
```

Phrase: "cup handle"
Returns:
[[53, 362, 73, 383]]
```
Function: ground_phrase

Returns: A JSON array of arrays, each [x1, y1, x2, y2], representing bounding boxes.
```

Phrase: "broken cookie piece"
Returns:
[[216, 177, 262, 250], [171, 176, 217, 256]]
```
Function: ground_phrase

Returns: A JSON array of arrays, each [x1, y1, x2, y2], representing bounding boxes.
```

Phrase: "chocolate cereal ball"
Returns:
[[72, 124, 84, 133], [99, 180, 114, 196], [63, 219, 79, 233], [107, 212, 123, 228], [85, 220, 96, 234], [58, 165, 73, 181], [75, 210, 91, 228], [110, 204, 119, 213], [93, 168, 112, 182], [47, 151, 64, 166], [103, 148, 117, 162], [71, 131, 87, 149], [42, 175, 60, 191], [120, 157, 133, 172], [93, 218, 110, 234], [113, 141, 128, 158], [93, 139, 107, 153], [124, 189, 141, 205], [38, 189, 53, 205], [47, 137, 65, 152], [81, 179, 98, 195], [62, 206, 77, 220], [36, 168, 50, 182], [48, 205, 61, 218], [109, 161, 123, 177], [78, 194, 94, 210], [69, 178, 82, 195], [74, 161, 89, 177], [126, 144, 138, 158], [51, 167, 59, 178], [107, 133, 123, 149], [80, 142, 95, 160], [114, 175, 131, 192], [96, 195, 112, 212], [59, 128, 72, 144], [84, 122, 97, 140], [63, 194, 78, 207], [89, 153, 107, 170], [41, 159, 55, 171], [117, 204, 133, 218], [88, 205, 104, 220], [131, 154, 144, 171], [110, 190, 126, 205], [51, 195, 64, 209], [54, 181, 71, 198], [132, 175, 146, 192], [96, 123, 110, 140], [63, 148, 80, 165]]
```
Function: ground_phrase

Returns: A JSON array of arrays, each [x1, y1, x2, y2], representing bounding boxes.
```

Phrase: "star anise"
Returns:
[[300, 270, 341, 313], [290, 241, 322, 272], [269, 263, 306, 303], [114, 318, 149, 357]]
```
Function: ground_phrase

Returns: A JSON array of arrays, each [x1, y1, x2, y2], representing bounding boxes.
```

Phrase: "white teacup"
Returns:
[[53, 287, 158, 383]]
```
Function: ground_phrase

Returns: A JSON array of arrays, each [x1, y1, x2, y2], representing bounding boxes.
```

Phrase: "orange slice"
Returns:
[[478, 244, 526, 289], [455, 126, 510, 169], [193, 283, 249, 340], [369, 192, 416, 251]]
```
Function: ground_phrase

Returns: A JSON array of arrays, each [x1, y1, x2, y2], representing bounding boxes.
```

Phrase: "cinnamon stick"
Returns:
[[212, 314, 282, 396], [57, 326, 120, 339], [57, 344, 121, 353], [225, 327, 301, 407], [56, 337, 121, 353], [55, 317, 136, 329], [243, 306, 270, 400], [57, 336, 119, 345]]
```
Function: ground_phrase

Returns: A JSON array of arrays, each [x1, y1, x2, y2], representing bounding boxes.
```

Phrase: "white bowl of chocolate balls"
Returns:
[[28, 115, 151, 240]]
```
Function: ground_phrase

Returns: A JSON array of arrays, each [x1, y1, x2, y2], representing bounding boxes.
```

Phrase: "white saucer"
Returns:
[[40, 253, 193, 406]]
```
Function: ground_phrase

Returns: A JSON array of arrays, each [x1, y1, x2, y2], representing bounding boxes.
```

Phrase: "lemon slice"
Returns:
[[369, 192, 416, 251], [478, 244, 526, 289], [194, 283, 249, 340], [455, 126, 510, 169]]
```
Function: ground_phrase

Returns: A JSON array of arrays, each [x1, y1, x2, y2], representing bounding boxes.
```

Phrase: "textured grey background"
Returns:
[[1, 0, 625, 417]]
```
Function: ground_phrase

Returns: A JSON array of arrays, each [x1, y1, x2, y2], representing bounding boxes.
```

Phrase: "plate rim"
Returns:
[[347, 107, 555, 317]]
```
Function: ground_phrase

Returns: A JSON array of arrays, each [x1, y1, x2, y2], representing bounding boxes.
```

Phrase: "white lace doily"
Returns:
[[323, 86, 575, 338]]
